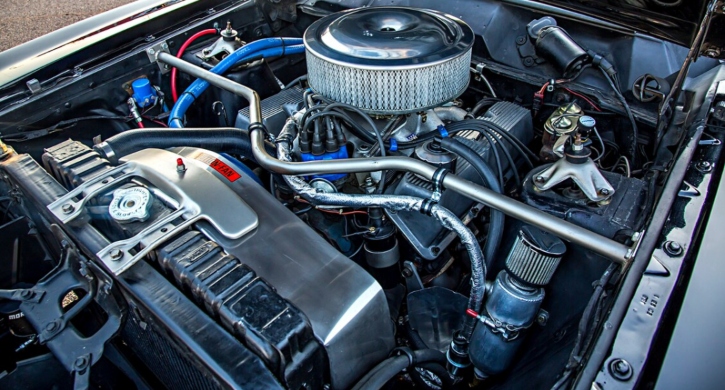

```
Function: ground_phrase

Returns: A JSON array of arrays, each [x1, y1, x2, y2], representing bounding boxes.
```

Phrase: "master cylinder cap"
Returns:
[[505, 225, 566, 286]]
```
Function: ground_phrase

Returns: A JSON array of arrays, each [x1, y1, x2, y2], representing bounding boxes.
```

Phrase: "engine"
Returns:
[[0, 4, 665, 390]]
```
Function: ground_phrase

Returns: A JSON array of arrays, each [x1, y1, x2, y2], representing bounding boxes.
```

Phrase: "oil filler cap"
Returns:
[[109, 187, 153, 223]]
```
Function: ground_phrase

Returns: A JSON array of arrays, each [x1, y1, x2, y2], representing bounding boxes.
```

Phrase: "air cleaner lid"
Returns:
[[304, 7, 474, 68]]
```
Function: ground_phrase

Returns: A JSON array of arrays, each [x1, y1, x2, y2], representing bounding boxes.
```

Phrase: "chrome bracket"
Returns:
[[146, 41, 172, 74], [533, 158, 615, 202]]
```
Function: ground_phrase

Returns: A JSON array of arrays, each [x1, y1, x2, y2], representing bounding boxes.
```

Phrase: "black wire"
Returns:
[[478, 121, 539, 166], [369, 116, 403, 157], [552, 263, 618, 390], [600, 68, 639, 165], [482, 127, 521, 187], [302, 111, 374, 143], [322, 103, 385, 157], [476, 130, 505, 188], [293, 206, 313, 215], [1, 115, 131, 141], [446, 120, 537, 168], [470, 98, 501, 118]]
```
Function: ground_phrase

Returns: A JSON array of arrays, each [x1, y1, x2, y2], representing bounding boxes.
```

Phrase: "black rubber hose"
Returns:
[[437, 137, 504, 264], [351, 349, 446, 390], [94, 127, 274, 164], [475, 130, 505, 188]]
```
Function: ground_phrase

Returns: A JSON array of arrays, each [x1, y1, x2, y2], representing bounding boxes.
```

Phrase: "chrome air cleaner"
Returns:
[[304, 7, 474, 114]]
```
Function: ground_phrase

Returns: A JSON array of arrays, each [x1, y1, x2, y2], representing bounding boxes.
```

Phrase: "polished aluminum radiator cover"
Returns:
[[304, 7, 474, 114]]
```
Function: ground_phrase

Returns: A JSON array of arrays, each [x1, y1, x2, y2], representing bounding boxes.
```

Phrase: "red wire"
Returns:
[[296, 198, 368, 215], [142, 117, 168, 127], [136, 121, 145, 128], [317, 209, 369, 216], [563, 87, 602, 112], [171, 29, 217, 102]]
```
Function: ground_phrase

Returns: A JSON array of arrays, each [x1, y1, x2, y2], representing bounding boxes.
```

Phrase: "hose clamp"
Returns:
[[391, 347, 416, 367], [249, 122, 272, 141], [431, 167, 448, 203], [420, 167, 448, 216]]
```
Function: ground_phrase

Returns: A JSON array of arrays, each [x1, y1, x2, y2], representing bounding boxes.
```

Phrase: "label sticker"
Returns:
[[209, 159, 241, 182]]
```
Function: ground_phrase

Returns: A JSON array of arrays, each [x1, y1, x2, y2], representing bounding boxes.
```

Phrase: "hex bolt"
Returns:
[[20, 290, 32, 299], [109, 248, 124, 261], [45, 321, 58, 332], [599, 188, 611, 195], [535, 175, 546, 183], [61, 203, 75, 214], [402, 268, 413, 278], [609, 358, 633, 381], [663, 241, 683, 257], [148, 48, 155, 55], [75, 356, 88, 369]]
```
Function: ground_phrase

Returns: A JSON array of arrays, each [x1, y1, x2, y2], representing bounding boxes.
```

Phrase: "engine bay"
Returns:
[[0, 0, 724, 389]]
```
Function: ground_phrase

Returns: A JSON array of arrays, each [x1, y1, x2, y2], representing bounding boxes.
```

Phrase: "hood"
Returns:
[[529, 0, 722, 56]]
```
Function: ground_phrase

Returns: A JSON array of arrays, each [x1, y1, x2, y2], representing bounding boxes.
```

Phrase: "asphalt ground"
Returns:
[[0, 0, 136, 52]]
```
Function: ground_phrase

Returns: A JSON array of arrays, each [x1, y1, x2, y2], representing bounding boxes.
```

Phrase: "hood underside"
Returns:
[[531, 0, 721, 56]]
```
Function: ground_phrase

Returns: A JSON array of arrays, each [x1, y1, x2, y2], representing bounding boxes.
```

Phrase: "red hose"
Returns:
[[171, 29, 218, 102]]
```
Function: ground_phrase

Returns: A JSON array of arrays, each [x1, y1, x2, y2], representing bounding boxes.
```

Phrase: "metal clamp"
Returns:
[[420, 167, 448, 215], [466, 309, 531, 341], [431, 167, 448, 202], [146, 41, 172, 74]]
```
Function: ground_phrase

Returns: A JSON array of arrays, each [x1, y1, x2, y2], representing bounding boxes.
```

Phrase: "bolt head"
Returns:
[[45, 321, 58, 332], [609, 358, 633, 381], [664, 240, 683, 257], [75, 356, 88, 369], [109, 248, 124, 260], [535, 175, 545, 183], [599, 188, 610, 195], [61, 203, 75, 214], [402, 268, 413, 277], [148, 48, 155, 55], [696, 161, 712, 172]]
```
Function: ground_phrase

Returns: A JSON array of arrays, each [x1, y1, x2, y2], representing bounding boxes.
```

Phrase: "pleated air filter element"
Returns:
[[304, 7, 474, 114], [505, 226, 567, 287]]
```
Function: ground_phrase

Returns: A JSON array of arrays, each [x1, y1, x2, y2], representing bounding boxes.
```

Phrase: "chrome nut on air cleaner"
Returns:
[[303, 7, 474, 114]]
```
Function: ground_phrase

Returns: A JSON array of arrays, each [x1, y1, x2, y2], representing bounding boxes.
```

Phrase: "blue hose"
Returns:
[[169, 37, 304, 128]]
